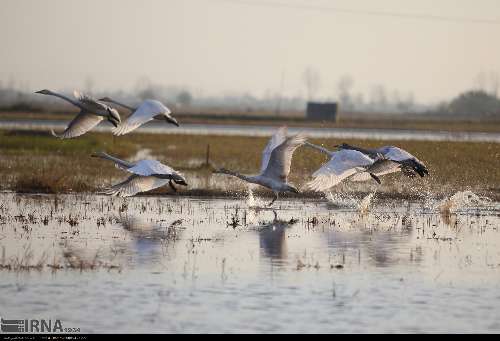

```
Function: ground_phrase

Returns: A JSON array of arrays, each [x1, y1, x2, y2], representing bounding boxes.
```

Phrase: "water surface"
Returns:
[[0, 192, 499, 333], [1, 120, 499, 142]]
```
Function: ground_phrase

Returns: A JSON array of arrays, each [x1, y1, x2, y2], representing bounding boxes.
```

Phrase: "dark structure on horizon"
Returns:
[[306, 102, 338, 122]]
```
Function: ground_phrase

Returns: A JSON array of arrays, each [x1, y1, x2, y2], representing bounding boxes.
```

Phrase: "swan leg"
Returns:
[[169, 180, 177, 193], [268, 192, 279, 207], [369, 173, 381, 184]]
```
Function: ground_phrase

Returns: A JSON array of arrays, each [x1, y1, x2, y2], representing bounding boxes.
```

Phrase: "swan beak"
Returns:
[[166, 115, 179, 127], [108, 109, 121, 125], [108, 118, 119, 128], [175, 179, 188, 186]]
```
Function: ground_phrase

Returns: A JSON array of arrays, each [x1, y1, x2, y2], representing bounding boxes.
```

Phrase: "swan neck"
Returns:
[[107, 98, 135, 112], [343, 144, 376, 157], [305, 142, 332, 155], [46, 91, 82, 109], [221, 169, 252, 183]]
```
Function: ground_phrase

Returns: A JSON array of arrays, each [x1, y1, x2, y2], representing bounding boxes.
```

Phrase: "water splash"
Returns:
[[246, 188, 266, 208], [436, 191, 492, 214], [358, 192, 375, 215], [325, 192, 359, 208]]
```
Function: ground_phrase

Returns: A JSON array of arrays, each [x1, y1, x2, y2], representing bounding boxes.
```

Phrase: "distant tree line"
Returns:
[[433, 90, 500, 117], [1, 72, 500, 117]]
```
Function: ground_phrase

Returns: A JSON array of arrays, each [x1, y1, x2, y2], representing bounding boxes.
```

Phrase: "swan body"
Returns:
[[305, 142, 381, 192], [92, 152, 187, 197], [35, 89, 121, 139], [336, 143, 429, 178], [214, 126, 306, 206]]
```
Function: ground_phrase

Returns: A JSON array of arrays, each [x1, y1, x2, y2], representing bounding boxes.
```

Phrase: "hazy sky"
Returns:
[[1, 0, 500, 103]]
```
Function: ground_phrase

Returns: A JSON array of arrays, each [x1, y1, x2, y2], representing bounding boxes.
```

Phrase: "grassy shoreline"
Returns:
[[1, 129, 499, 201]]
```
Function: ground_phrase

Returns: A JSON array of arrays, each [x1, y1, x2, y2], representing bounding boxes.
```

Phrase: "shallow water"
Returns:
[[0, 192, 500, 333], [2, 120, 500, 142]]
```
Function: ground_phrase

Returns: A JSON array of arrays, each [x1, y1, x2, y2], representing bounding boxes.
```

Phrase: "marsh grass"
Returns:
[[1, 129, 499, 199], [0, 245, 47, 271]]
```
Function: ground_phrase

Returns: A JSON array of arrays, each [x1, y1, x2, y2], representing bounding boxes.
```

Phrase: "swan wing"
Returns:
[[51, 111, 103, 139], [261, 133, 306, 182], [379, 146, 428, 176], [306, 150, 374, 191], [73, 90, 109, 112], [350, 160, 400, 181], [113, 100, 169, 136], [379, 146, 416, 162], [260, 126, 287, 174], [102, 175, 170, 197]]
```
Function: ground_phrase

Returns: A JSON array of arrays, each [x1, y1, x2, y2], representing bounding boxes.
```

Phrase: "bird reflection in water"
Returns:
[[118, 214, 182, 265], [256, 210, 298, 262]]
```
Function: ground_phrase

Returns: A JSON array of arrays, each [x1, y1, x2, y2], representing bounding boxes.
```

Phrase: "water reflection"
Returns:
[[1, 193, 500, 333], [117, 214, 182, 266], [257, 212, 294, 262]]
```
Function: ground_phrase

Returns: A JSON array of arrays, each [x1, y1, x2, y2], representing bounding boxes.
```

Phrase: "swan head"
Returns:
[[173, 178, 188, 186], [165, 113, 179, 127], [98, 97, 113, 103], [172, 173, 188, 186], [35, 89, 54, 96], [161, 104, 178, 127], [106, 107, 121, 127], [285, 185, 300, 194]]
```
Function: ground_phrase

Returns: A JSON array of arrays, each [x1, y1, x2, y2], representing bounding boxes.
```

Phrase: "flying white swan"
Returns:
[[35, 90, 121, 139], [98, 97, 178, 136], [304, 142, 382, 192], [214, 127, 306, 206], [336, 143, 429, 180], [92, 151, 187, 197]]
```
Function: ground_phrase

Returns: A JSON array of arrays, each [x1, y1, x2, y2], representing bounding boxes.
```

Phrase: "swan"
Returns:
[[336, 143, 429, 180], [214, 126, 306, 206], [92, 151, 187, 197], [35, 90, 121, 139], [98, 97, 178, 136], [304, 142, 382, 192]]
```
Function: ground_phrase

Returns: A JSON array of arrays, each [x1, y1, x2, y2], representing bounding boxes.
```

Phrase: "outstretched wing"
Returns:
[[260, 126, 287, 174], [380, 146, 428, 177], [306, 150, 374, 192], [379, 146, 414, 162], [101, 175, 170, 197], [51, 111, 103, 139], [73, 90, 109, 112], [113, 100, 167, 136], [349, 159, 400, 182], [261, 133, 306, 182]]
